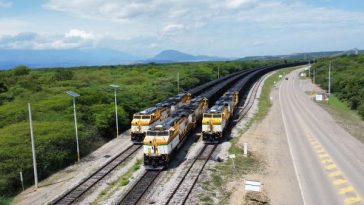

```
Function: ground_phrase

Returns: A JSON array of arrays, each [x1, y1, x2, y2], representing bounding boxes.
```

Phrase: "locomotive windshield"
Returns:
[[133, 115, 141, 119], [204, 114, 212, 118], [147, 131, 169, 136], [213, 114, 222, 118]]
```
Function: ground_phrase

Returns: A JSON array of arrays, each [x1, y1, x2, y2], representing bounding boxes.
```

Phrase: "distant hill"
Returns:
[[1, 48, 362, 70], [147, 50, 228, 63], [238, 50, 364, 61], [0, 49, 141, 69]]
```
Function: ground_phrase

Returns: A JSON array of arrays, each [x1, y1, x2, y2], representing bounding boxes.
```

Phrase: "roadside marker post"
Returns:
[[19, 171, 24, 191], [243, 143, 248, 157]]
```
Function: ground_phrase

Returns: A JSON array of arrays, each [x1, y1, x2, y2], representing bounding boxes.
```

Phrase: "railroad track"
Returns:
[[51, 68, 249, 205], [118, 170, 160, 205], [116, 71, 269, 205], [53, 63, 303, 205], [52, 144, 141, 205], [236, 74, 265, 121], [165, 144, 217, 205], [165, 75, 267, 205], [117, 144, 217, 205]]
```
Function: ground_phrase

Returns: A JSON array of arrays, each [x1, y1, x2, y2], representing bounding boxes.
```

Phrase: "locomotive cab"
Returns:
[[131, 114, 153, 144], [143, 128, 171, 169], [202, 112, 224, 143]]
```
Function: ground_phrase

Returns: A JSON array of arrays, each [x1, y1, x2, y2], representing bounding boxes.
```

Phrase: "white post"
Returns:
[[73, 97, 80, 162], [114, 89, 119, 138], [20, 171, 24, 191], [328, 61, 332, 95], [28, 103, 38, 189], [243, 142, 248, 157]]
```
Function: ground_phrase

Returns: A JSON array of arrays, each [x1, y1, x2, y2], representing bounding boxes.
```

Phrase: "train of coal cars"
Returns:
[[142, 70, 255, 169], [130, 62, 307, 169], [130, 69, 249, 144], [202, 67, 271, 143]]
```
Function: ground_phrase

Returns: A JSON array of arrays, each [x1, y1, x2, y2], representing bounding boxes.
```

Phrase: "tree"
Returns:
[[52, 69, 74, 81], [13, 65, 30, 76], [0, 82, 7, 93]]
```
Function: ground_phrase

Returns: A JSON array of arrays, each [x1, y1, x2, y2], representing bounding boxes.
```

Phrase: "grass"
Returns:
[[0, 196, 12, 205], [254, 67, 296, 123], [91, 159, 143, 205], [327, 95, 352, 113], [198, 66, 300, 204], [317, 95, 364, 143]]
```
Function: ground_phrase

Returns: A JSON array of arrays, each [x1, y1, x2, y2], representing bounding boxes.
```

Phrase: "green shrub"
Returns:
[[0, 83, 7, 93], [312, 54, 364, 118], [358, 104, 364, 120], [52, 70, 74, 81], [12, 65, 30, 76]]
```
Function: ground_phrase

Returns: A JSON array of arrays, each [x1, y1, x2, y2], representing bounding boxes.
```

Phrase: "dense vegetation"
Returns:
[[311, 54, 364, 118], [0, 60, 285, 200]]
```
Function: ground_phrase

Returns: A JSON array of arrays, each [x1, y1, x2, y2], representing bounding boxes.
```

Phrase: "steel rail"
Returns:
[[165, 144, 217, 205], [51, 68, 249, 205], [52, 144, 141, 205], [115, 70, 250, 205], [166, 71, 272, 205], [118, 170, 160, 205]]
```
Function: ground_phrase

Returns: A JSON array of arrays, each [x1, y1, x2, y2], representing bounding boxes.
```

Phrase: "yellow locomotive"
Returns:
[[131, 93, 191, 144], [143, 96, 208, 169], [202, 91, 239, 143]]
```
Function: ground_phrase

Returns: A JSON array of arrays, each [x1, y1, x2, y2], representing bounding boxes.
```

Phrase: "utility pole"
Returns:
[[177, 72, 180, 93], [217, 65, 220, 79], [308, 60, 311, 78], [66, 91, 80, 162], [328, 61, 332, 95], [114, 89, 119, 137], [28, 103, 38, 189], [73, 97, 80, 162], [313, 68, 316, 84], [110, 85, 120, 138]]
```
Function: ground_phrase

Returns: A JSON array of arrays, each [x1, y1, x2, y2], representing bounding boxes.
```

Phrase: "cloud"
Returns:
[[0, 0, 12, 8], [252, 40, 265, 46], [0, 30, 96, 49], [65, 29, 95, 40], [225, 0, 257, 9], [43, 0, 172, 21], [43, 0, 364, 30], [1, 0, 363, 56], [0, 19, 35, 36], [161, 24, 185, 36]]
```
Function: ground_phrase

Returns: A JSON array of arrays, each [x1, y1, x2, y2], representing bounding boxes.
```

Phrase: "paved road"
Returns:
[[278, 68, 364, 205]]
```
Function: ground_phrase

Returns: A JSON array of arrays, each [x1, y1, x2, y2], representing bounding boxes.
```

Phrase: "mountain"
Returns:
[[0, 49, 142, 69], [148, 50, 228, 63]]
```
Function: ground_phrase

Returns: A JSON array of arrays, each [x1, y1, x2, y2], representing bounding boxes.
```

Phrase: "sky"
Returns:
[[0, 0, 363, 58]]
